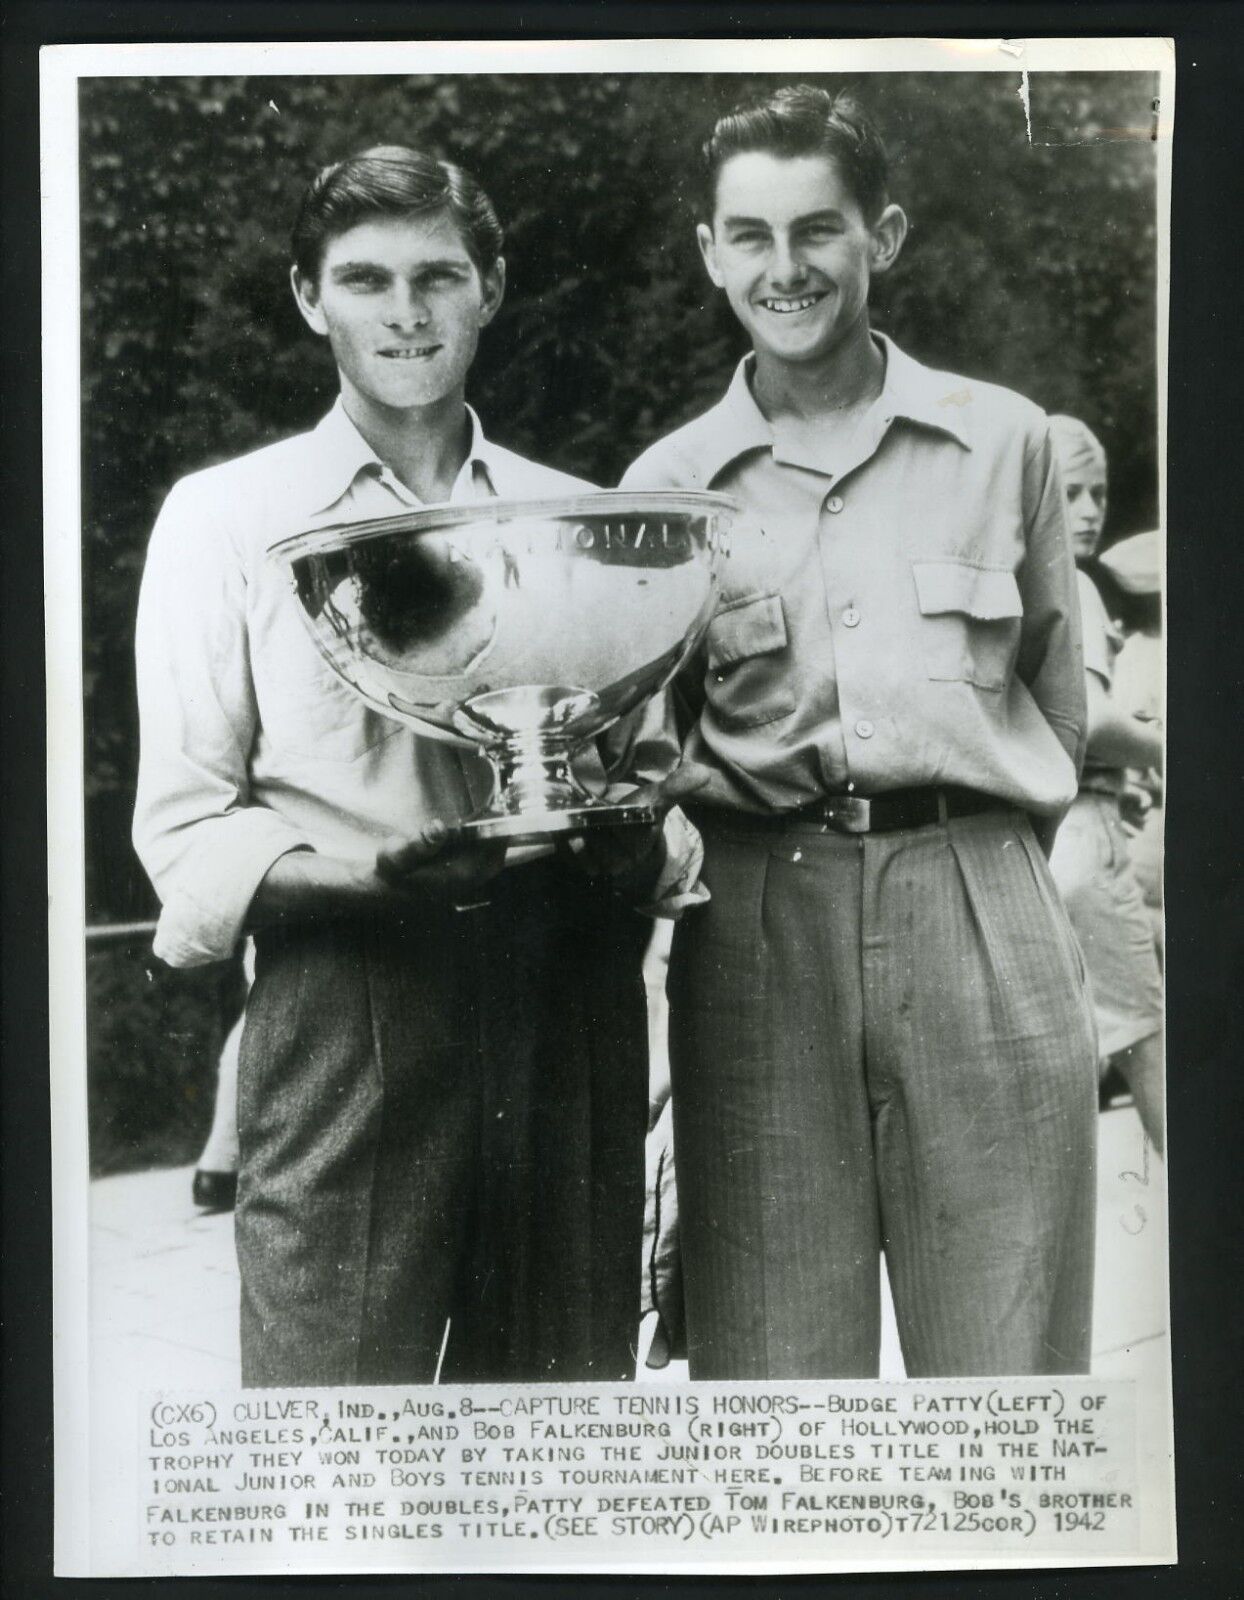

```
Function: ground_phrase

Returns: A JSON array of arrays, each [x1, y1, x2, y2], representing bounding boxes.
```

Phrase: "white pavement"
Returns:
[[89, 1105, 1168, 1392]]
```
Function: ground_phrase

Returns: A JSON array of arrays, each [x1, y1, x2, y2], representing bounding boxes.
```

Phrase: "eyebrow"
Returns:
[[328, 257, 471, 276], [720, 209, 848, 229]]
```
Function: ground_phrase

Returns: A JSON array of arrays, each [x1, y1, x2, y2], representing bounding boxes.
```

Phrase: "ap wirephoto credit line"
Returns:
[[43, 34, 1175, 1576]]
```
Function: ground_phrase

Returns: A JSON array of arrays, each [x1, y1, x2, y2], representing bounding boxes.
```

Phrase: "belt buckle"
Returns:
[[821, 795, 871, 834]]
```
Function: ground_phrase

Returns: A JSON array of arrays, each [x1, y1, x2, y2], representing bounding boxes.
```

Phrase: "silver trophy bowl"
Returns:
[[270, 491, 734, 844]]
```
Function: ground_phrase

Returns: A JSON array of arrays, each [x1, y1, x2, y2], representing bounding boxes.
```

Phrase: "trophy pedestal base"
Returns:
[[452, 799, 657, 849]]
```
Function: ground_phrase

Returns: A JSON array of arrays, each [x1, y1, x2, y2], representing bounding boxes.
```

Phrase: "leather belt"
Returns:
[[696, 787, 1006, 837], [802, 786, 1004, 834]]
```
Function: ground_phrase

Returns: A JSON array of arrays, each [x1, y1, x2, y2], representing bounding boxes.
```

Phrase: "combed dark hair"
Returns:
[[291, 144, 504, 280], [702, 85, 890, 222]]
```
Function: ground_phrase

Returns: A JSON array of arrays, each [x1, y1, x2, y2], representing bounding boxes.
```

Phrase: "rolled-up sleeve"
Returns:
[[598, 688, 682, 789], [132, 480, 311, 967], [1015, 424, 1089, 777]]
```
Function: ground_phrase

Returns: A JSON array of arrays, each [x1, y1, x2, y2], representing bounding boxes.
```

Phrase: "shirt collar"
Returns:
[[696, 330, 972, 484], [295, 397, 496, 517], [873, 332, 973, 450]]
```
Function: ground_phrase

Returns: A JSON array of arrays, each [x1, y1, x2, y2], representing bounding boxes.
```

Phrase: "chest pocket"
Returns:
[[912, 561, 1023, 692], [703, 592, 797, 730]]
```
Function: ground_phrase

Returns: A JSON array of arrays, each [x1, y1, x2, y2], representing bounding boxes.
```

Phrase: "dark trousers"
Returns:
[[236, 857, 649, 1387], [669, 808, 1099, 1379]]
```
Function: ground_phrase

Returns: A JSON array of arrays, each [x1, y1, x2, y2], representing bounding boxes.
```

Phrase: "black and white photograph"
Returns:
[[43, 35, 1175, 1576]]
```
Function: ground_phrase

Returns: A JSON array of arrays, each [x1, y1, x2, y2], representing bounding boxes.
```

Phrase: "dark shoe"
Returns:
[[1098, 1063, 1133, 1112], [192, 1169, 238, 1212]]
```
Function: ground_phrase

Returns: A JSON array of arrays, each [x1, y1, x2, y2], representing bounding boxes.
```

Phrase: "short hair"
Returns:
[[291, 144, 504, 282], [702, 84, 890, 222], [1049, 414, 1108, 479]]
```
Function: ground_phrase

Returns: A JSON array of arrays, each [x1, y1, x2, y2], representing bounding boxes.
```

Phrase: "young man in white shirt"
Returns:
[[135, 145, 691, 1386]]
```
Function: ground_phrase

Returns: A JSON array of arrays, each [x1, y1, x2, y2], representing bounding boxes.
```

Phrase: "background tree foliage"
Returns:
[[79, 70, 1158, 1165]]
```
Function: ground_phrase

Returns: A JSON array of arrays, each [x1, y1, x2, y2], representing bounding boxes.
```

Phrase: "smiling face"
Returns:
[[697, 151, 906, 372], [292, 209, 504, 422]]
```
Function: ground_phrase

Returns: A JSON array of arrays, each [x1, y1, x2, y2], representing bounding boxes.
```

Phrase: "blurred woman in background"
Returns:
[[1048, 417, 1165, 1154]]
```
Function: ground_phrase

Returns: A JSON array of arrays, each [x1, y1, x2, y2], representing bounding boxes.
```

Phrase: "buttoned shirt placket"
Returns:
[[751, 381, 972, 795]]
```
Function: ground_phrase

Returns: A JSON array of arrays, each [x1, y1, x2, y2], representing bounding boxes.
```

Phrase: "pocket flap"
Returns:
[[706, 592, 789, 669], [912, 562, 1023, 620]]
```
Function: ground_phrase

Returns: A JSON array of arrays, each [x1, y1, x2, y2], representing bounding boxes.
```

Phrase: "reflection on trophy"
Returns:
[[270, 492, 735, 844]]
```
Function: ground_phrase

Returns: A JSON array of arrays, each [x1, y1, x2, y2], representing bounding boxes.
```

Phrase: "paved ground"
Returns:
[[89, 1104, 1167, 1391]]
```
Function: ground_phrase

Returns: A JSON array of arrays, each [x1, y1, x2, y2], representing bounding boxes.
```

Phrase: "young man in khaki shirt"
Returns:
[[623, 86, 1097, 1379]]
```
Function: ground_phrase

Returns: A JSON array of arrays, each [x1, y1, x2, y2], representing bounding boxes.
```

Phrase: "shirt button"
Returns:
[[842, 606, 861, 628], [854, 718, 875, 740], [826, 495, 845, 514]]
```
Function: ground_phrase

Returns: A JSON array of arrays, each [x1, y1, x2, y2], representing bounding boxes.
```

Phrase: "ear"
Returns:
[[696, 223, 725, 289], [290, 265, 328, 336], [869, 204, 909, 277], [478, 256, 506, 328]]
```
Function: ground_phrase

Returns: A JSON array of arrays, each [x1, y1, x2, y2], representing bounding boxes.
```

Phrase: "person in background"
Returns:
[[639, 919, 684, 1369], [622, 85, 1097, 1380], [1046, 420, 1165, 1154], [189, 940, 253, 1213], [1099, 529, 1165, 956], [191, 986, 243, 1211], [135, 144, 699, 1386]]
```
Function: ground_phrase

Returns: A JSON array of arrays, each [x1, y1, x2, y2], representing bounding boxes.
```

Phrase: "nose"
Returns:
[[768, 232, 808, 291], [384, 281, 430, 330]]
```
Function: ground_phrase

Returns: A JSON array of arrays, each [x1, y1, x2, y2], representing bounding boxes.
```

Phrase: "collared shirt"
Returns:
[[620, 333, 1087, 816], [134, 401, 698, 967]]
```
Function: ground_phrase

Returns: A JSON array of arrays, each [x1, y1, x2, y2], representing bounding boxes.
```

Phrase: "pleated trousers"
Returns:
[[236, 856, 649, 1388], [669, 807, 1099, 1379]]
